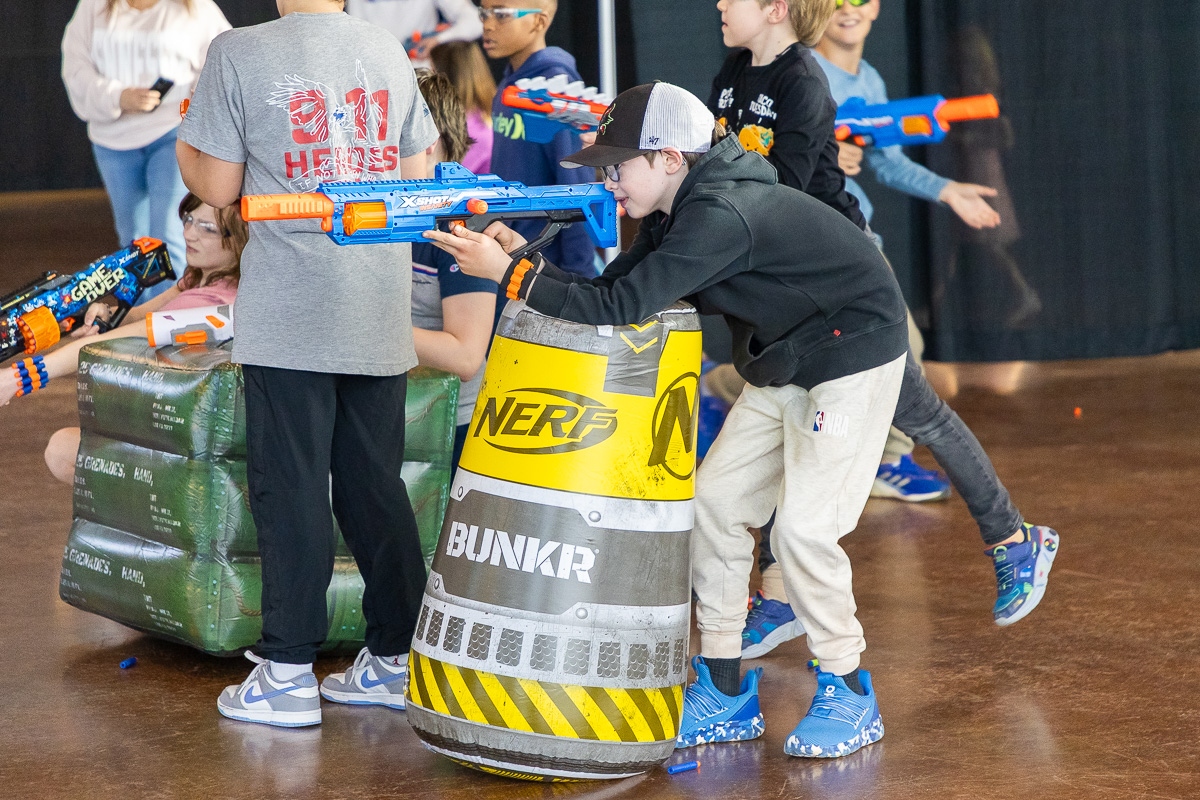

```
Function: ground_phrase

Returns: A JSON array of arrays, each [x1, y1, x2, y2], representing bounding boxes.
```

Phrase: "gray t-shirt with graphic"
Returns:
[[178, 12, 439, 375]]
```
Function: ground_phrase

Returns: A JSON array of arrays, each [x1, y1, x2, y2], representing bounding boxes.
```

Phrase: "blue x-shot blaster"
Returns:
[[241, 163, 619, 261], [1, 238, 174, 362], [835, 93, 999, 148]]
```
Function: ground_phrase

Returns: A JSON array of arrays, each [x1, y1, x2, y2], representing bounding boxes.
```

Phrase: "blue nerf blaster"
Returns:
[[500, 76, 612, 144], [241, 162, 619, 261], [835, 93, 999, 148], [1, 238, 174, 361], [403, 22, 450, 59]]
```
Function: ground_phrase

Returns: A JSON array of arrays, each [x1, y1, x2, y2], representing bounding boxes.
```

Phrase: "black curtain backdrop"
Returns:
[[4, 1, 1198, 362], [913, 0, 1200, 361]]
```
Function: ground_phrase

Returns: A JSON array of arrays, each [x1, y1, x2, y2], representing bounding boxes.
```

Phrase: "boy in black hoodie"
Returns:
[[426, 82, 905, 759]]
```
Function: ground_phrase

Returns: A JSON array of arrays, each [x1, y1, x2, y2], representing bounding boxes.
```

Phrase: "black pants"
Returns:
[[244, 365, 426, 664]]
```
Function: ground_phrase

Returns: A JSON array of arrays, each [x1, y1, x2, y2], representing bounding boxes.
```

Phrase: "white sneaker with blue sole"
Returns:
[[217, 651, 322, 728], [320, 647, 408, 709]]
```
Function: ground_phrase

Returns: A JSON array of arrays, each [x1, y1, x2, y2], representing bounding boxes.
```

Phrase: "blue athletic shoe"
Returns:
[[675, 656, 766, 748], [785, 669, 884, 758], [870, 454, 951, 502], [741, 591, 804, 659], [988, 523, 1060, 626]]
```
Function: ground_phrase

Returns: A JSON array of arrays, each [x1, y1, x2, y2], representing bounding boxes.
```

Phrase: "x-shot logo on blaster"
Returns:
[[472, 388, 618, 454]]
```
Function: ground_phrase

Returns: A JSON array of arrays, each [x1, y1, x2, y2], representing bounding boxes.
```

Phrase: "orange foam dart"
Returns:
[[936, 94, 999, 124], [206, 316, 226, 328], [241, 194, 336, 233], [466, 198, 489, 215], [343, 202, 388, 235], [179, 98, 190, 119], [17, 307, 60, 354]]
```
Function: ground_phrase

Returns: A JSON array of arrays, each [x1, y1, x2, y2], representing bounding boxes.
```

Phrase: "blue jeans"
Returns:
[[758, 351, 1024, 572], [91, 127, 185, 301]]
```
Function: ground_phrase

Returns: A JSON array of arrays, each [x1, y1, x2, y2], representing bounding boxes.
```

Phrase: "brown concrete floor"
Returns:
[[2, 191, 1199, 799]]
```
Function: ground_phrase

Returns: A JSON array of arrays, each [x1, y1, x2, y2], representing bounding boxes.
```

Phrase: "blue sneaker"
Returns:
[[741, 591, 805, 659], [988, 523, 1060, 626], [785, 669, 884, 758], [870, 454, 951, 502], [675, 656, 766, 748]]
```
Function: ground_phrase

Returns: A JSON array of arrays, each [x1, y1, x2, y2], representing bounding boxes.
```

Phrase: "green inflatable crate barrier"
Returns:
[[61, 340, 458, 655], [61, 519, 369, 655]]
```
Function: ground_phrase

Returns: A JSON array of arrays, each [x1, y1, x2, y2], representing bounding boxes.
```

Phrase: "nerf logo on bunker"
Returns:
[[70, 266, 128, 305], [472, 388, 617, 454], [444, 522, 596, 583]]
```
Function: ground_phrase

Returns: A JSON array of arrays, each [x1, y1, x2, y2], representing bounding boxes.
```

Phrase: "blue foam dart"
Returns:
[[120, 657, 137, 669], [667, 761, 699, 774]]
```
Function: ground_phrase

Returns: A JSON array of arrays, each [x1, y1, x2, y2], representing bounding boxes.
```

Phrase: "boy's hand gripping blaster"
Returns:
[[1, 238, 174, 362], [147, 304, 234, 348], [835, 93, 999, 148], [241, 162, 619, 261], [500, 76, 612, 143]]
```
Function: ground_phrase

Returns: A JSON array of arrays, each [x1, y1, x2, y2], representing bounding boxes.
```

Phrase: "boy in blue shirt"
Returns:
[[481, 0, 596, 278]]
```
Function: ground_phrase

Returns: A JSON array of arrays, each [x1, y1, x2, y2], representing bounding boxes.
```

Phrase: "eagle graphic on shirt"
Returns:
[[268, 60, 397, 191]]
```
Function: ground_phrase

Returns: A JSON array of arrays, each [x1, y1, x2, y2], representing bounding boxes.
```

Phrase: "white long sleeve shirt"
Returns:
[[344, 0, 483, 67], [61, 0, 230, 151]]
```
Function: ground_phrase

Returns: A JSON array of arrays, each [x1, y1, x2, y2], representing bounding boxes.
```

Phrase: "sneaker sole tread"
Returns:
[[785, 715, 884, 758], [675, 714, 766, 748], [320, 686, 406, 709], [742, 619, 805, 660]]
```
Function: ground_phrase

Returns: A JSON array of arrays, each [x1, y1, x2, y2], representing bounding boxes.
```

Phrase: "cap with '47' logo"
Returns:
[[560, 81, 716, 169]]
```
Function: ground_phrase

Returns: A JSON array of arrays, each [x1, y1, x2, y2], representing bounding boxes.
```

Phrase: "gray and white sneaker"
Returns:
[[320, 647, 408, 709], [217, 652, 321, 728]]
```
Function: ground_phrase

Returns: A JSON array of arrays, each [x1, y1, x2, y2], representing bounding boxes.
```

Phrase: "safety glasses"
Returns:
[[834, 0, 873, 8], [603, 163, 622, 183], [478, 7, 543, 22], [182, 213, 223, 237]]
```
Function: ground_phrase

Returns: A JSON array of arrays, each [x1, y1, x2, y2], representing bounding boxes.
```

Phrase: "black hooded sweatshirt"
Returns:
[[502, 136, 908, 390]]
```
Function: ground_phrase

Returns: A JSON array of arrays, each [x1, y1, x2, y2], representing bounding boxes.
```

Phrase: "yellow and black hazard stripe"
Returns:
[[407, 650, 681, 743], [447, 758, 579, 783]]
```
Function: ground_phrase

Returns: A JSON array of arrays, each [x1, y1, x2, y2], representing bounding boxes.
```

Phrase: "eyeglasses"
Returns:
[[603, 163, 622, 183], [182, 213, 223, 237], [834, 0, 872, 8], [478, 7, 543, 22]]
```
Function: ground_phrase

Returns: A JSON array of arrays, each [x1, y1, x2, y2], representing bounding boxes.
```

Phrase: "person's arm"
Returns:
[[177, 142, 244, 209], [504, 198, 750, 327], [419, 0, 484, 54], [413, 291, 495, 380], [71, 285, 182, 338], [1, 321, 151, 407], [764, 73, 832, 192]]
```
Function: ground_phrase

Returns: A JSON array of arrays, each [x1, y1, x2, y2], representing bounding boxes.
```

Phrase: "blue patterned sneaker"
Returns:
[[785, 669, 884, 758], [870, 454, 952, 502], [217, 652, 321, 728], [989, 523, 1060, 627], [742, 592, 805, 659], [676, 656, 766, 748], [320, 647, 408, 709]]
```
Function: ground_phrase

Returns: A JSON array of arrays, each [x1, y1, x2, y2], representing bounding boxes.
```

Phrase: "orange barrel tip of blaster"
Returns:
[[17, 307, 60, 354], [343, 202, 388, 235], [936, 94, 999, 123], [242, 194, 337, 233]]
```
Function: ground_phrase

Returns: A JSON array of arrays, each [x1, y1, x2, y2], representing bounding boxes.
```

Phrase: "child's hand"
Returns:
[[0, 368, 18, 408], [71, 302, 114, 338], [838, 142, 864, 176], [481, 221, 528, 254], [423, 224, 513, 283], [938, 182, 1001, 229]]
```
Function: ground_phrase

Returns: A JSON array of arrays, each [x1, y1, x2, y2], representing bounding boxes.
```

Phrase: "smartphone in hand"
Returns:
[[148, 77, 175, 97]]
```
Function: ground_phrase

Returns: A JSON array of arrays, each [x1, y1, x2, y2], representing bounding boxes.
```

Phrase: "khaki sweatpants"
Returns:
[[692, 354, 905, 676]]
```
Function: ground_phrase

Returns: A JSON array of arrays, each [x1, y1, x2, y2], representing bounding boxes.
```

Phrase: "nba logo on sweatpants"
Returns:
[[812, 410, 849, 438]]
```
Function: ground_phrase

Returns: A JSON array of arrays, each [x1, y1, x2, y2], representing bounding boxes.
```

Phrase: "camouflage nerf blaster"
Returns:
[[404, 22, 450, 59], [241, 162, 619, 261], [1, 238, 174, 362], [500, 76, 612, 143], [835, 93, 999, 148]]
